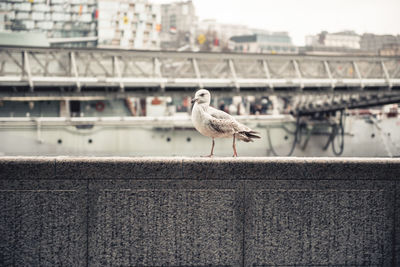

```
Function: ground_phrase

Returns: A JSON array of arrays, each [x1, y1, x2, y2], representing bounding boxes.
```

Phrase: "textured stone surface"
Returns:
[[0, 180, 87, 266], [0, 156, 398, 181], [88, 180, 244, 266], [245, 180, 395, 266], [55, 157, 183, 179], [0, 156, 399, 266], [0, 157, 55, 179], [182, 157, 400, 180], [396, 181, 400, 266]]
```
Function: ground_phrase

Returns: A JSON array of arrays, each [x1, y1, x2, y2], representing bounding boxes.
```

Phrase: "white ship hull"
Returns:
[[0, 115, 399, 157]]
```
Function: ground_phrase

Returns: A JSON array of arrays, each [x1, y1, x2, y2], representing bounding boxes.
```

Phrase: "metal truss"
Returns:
[[294, 93, 400, 115], [0, 46, 400, 97]]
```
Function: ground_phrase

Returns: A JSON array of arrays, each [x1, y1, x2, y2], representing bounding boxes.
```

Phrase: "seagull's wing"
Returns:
[[207, 106, 253, 133], [206, 106, 260, 141], [208, 116, 237, 135], [207, 106, 235, 120], [204, 105, 260, 142], [206, 106, 241, 134]]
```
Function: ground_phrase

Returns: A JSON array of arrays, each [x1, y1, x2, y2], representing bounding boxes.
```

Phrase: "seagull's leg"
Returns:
[[210, 138, 215, 156], [202, 138, 215, 157], [232, 134, 238, 157]]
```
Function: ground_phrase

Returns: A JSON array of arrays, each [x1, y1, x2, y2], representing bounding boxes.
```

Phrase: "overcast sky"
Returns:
[[152, 0, 400, 45]]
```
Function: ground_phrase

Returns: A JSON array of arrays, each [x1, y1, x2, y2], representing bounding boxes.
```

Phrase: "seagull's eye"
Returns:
[[200, 93, 205, 97]]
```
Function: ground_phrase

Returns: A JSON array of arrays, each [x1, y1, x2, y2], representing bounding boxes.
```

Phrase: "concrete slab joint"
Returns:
[[0, 156, 399, 266]]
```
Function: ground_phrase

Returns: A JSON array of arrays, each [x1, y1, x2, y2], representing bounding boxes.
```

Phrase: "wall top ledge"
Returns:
[[0, 156, 399, 180]]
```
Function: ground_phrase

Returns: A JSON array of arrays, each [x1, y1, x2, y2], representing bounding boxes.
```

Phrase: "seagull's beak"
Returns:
[[191, 97, 198, 104]]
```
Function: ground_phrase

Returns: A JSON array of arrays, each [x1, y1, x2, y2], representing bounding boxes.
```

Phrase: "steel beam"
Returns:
[[228, 59, 239, 92], [70, 52, 80, 91], [153, 57, 165, 91], [292, 59, 304, 89], [192, 58, 203, 88], [23, 51, 33, 91], [352, 61, 364, 89], [114, 56, 124, 92], [0, 46, 399, 96], [324, 60, 335, 90], [262, 60, 274, 90], [381, 61, 392, 89]]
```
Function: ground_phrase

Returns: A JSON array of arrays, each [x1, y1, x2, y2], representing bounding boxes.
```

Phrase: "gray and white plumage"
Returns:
[[191, 89, 260, 156]]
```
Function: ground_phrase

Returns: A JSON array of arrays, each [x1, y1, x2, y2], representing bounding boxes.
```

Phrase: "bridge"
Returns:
[[0, 46, 400, 99], [0, 157, 399, 266]]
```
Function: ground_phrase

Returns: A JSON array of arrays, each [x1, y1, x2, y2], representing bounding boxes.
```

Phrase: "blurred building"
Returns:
[[159, 0, 197, 50], [230, 32, 297, 54], [97, 0, 161, 49], [305, 31, 361, 49], [0, 0, 97, 47], [298, 46, 369, 56], [360, 33, 400, 54], [195, 20, 288, 53], [379, 43, 400, 56], [198, 19, 252, 38], [0, 0, 161, 49], [196, 19, 252, 51], [0, 32, 49, 46]]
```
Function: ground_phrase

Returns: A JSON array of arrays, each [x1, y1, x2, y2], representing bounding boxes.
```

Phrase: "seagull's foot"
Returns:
[[232, 154, 238, 157], [201, 154, 214, 158]]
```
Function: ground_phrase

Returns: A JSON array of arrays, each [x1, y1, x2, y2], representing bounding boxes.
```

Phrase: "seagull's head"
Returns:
[[191, 89, 211, 105]]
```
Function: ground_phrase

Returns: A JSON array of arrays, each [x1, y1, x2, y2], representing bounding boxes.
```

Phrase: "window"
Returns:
[[170, 14, 176, 28], [70, 101, 80, 117], [182, 5, 188, 15]]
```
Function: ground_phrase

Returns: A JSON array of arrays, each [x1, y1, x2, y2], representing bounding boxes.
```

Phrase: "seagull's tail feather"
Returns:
[[246, 130, 261, 139], [237, 130, 261, 142]]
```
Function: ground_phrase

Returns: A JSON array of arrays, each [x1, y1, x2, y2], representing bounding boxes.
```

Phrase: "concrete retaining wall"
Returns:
[[1, 157, 399, 266]]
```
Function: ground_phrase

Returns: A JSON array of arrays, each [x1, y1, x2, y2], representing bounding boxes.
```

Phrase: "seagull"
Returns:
[[191, 89, 260, 157]]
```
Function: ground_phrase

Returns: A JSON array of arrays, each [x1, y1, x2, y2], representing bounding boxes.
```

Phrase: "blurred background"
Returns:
[[0, 0, 399, 157]]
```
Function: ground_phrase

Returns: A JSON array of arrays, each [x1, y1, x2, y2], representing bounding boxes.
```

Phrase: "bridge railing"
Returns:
[[1, 46, 400, 94], [0, 156, 399, 266]]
